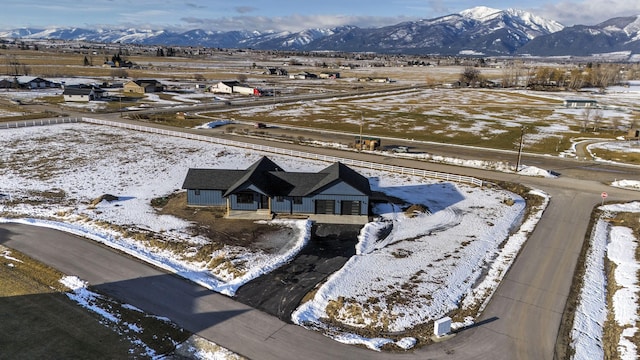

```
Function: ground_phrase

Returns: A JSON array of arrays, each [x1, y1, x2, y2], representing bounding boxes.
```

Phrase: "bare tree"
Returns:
[[460, 66, 481, 86], [592, 109, 603, 132], [581, 107, 592, 132], [237, 74, 248, 83], [6, 55, 22, 75]]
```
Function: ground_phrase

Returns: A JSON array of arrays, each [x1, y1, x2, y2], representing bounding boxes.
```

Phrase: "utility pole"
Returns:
[[516, 126, 525, 172], [359, 112, 364, 152]]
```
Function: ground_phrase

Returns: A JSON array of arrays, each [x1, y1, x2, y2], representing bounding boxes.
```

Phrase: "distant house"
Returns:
[[210, 81, 240, 94], [123, 79, 164, 94], [319, 72, 340, 79], [564, 99, 598, 108], [0, 78, 14, 88], [182, 157, 371, 222], [264, 67, 288, 76], [289, 72, 318, 80], [0, 76, 60, 89], [62, 86, 104, 102]]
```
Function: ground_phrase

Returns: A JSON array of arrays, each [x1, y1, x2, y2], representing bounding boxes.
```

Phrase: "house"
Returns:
[[123, 79, 164, 94], [289, 72, 318, 80], [564, 99, 598, 108], [264, 67, 288, 76], [62, 86, 104, 102], [0, 76, 60, 89], [181, 157, 371, 223], [210, 81, 240, 94], [319, 72, 340, 79]]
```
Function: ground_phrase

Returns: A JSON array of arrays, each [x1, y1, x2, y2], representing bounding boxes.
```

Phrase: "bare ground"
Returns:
[[154, 192, 286, 250]]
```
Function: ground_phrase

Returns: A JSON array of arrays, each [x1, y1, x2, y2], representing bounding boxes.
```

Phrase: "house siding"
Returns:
[[230, 194, 259, 211], [187, 189, 225, 206], [268, 194, 367, 215]]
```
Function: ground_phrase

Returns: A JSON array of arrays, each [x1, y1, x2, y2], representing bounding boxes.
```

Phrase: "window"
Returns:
[[293, 196, 303, 204], [236, 192, 254, 204], [194, 189, 201, 196], [276, 196, 284, 202]]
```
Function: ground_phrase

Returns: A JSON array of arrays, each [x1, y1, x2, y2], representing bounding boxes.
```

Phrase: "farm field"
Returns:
[[1, 48, 639, 163]]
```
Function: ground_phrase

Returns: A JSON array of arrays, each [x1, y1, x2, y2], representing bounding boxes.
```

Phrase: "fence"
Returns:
[[0, 117, 81, 129], [82, 117, 483, 187]]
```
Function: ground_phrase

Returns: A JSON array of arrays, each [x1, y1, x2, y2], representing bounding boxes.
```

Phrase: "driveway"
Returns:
[[234, 224, 361, 321]]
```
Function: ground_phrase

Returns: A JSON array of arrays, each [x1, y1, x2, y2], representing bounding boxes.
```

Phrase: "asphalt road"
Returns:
[[2, 112, 640, 359]]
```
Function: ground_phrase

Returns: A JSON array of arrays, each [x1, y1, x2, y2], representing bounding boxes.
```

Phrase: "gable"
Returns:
[[312, 180, 368, 196]]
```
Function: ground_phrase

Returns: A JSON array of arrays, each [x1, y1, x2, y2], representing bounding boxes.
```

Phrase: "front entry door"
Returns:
[[260, 194, 269, 209]]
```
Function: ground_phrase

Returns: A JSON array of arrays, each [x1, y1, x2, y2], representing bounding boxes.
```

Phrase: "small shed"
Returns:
[[63, 87, 102, 102]]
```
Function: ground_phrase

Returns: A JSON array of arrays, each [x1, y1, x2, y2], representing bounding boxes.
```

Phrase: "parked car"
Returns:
[[255, 122, 267, 129], [392, 146, 409, 153]]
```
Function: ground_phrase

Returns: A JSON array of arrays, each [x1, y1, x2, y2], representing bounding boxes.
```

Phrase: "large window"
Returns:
[[293, 196, 303, 204], [236, 192, 254, 204]]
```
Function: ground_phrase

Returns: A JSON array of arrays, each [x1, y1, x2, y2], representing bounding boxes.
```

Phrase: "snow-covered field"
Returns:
[[570, 202, 640, 360], [0, 122, 547, 351]]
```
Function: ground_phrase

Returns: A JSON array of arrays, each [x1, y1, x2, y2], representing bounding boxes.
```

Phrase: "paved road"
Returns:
[[2, 114, 640, 359]]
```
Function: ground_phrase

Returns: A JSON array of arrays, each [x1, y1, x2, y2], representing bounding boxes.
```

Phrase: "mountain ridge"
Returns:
[[1, 7, 639, 57]]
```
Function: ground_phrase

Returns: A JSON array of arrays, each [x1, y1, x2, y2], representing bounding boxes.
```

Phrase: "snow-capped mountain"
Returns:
[[303, 6, 564, 55], [518, 15, 640, 56], [1, 7, 638, 56]]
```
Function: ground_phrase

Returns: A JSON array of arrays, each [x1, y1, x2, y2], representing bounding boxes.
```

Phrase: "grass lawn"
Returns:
[[0, 245, 190, 358]]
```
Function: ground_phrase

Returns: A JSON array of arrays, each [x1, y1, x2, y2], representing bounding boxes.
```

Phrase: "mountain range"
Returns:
[[2, 6, 640, 57]]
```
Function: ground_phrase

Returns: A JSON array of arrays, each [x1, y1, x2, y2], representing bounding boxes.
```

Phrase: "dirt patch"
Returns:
[[154, 192, 284, 249], [90, 194, 120, 207]]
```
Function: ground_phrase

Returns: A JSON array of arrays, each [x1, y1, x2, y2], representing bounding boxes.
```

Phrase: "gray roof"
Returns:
[[63, 88, 94, 96], [182, 157, 370, 197], [181, 169, 244, 190], [308, 162, 371, 196], [223, 157, 284, 197]]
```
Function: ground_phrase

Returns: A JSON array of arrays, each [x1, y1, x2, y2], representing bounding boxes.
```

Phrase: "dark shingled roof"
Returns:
[[270, 172, 327, 196], [63, 87, 95, 96], [308, 162, 371, 196], [224, 157, 284, 196], [182, 156, 370, 197], [181, 169, 244, 190]]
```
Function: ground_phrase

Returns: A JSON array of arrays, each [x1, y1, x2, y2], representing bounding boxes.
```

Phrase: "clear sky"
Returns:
[[2, 1, 639, 32]]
